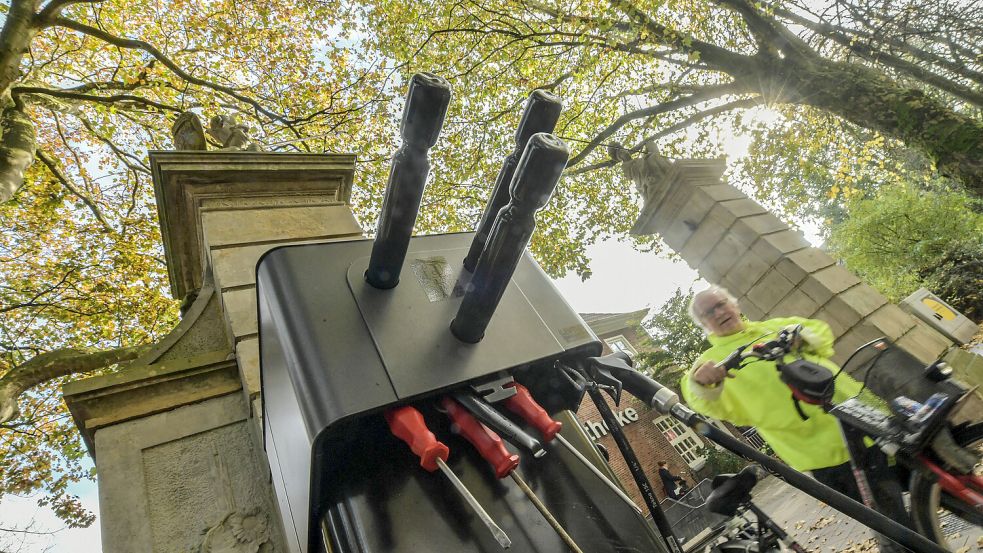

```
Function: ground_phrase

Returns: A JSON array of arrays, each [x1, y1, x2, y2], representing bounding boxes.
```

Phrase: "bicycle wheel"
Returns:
[[909, 422, 983, 549]]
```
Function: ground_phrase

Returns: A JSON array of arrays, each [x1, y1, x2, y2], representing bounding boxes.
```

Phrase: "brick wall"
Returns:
[[578, 316, 707, 504], [575, 392, 696, 504]]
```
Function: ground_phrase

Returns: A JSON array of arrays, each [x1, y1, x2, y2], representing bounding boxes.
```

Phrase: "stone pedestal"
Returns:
[[64, 152, 362, 552]]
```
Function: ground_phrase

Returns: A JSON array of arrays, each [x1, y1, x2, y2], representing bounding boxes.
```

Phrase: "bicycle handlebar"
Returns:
[[584, 362, 949, 553]]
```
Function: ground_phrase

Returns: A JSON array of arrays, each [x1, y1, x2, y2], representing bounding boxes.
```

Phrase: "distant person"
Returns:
[[658, 460, 686, 499]]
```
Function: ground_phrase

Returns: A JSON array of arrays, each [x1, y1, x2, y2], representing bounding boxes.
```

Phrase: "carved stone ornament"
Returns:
[[194, 509, 274, 553], [622, 140, 674, 204], [172, 112, 208, 151], [208, 114, 263, 152], [171, 112, 263, 151]]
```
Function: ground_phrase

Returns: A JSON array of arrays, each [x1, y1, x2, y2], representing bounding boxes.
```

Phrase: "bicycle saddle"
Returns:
[[706, 465, 759, 516]]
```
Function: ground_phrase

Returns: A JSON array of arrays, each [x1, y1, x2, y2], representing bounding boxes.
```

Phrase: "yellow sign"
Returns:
[[921, 297, 957, 321]]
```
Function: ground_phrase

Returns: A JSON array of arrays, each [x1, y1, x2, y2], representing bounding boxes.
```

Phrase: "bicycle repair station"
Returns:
[[257, 74, 981, 553]]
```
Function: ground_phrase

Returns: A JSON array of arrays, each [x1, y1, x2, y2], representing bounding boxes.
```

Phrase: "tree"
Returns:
[[636, 288, 710, 387], [827, 184, 983, 321], [345, 0, 983, 223], [0, 0, 404, 533]]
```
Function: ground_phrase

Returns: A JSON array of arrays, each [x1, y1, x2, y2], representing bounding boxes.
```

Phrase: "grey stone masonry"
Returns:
[[627, 152, 980, 405], [151, 152, 363, 406], [64, 152, 365, 553]]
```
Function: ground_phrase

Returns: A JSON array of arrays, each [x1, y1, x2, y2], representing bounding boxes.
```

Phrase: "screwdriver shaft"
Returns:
[[555, 434, 642, 514], [436, 458, 512, 549], [509, 471, 584, 553]]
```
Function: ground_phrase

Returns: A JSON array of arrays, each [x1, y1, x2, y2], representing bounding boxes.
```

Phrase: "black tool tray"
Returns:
[[258, 232, 667, 553]]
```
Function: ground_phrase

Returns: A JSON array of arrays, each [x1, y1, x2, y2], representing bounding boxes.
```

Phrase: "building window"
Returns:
[[605, 335, 637, 356], [654, 415, 707, 470]]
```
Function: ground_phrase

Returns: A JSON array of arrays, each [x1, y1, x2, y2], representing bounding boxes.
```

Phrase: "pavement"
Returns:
[[751, 476, 983, 552]]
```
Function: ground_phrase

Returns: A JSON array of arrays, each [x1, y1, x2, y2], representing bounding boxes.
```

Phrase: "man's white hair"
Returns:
[[688, 285, 739, 332]]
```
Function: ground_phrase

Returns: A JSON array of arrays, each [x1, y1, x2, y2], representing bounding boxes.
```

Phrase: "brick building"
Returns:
[[577, 310, 712, 503]]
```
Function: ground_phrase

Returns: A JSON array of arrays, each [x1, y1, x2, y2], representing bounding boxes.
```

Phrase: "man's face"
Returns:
[[694, 292, 745, 336]]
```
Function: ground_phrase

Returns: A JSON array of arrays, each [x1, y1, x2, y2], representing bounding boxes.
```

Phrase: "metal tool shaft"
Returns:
[[509, 471, 584, 553], [435, 457, 512, 549], [554, 434, 641, 514]]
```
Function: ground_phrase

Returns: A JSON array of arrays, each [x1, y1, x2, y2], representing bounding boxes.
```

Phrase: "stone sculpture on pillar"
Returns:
[[207, 114, 263, 152], [611, 140, 674, 206], [171, 112, 263, 152]]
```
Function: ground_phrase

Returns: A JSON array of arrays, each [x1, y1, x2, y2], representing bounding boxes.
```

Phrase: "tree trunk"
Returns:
[[0, 106, 37, 202], [0, 1, 41, 202], [0, 1, 41, 96]]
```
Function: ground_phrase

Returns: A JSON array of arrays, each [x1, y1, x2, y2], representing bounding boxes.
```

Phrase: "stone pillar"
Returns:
[[64, 152, 362, 553], [626, 152, 979, 413]]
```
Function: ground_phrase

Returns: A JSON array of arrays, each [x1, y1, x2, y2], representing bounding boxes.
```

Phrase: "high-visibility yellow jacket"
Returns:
[[680, 317, 863, 472]]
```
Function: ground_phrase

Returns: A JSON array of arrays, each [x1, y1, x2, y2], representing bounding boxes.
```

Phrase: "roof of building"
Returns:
[[580, 308, 650, 335]]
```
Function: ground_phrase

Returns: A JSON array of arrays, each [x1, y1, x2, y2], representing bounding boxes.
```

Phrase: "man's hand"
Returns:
[[693, 361, 735, 387]]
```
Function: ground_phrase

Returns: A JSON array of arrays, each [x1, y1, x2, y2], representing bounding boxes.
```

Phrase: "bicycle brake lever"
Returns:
[[587, 361, 624, 405], [553, 361, 587, 401]]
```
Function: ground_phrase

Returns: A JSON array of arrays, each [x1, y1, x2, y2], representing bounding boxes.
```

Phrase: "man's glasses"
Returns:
[[700, 299, 730, 319]]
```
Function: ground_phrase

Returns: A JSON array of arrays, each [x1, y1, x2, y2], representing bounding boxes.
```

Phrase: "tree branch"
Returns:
[[12, 85, 182, 113], [0, 343, 154, 423], [36, 149, 114, 232], [567, 82, 740, 167], [770, 5, 983, 106], [36, 0, 104, 21], [607, 0, 753, 69], [46, 17, 293, 125], [566, 97, 759, 175]]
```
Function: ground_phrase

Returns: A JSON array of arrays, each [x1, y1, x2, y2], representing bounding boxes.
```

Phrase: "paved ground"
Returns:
[[752, 476, 982, 552]]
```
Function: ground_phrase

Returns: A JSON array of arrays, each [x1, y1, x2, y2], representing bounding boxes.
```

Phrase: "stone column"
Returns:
[[626, 151, 979, 414], [64, 152, 362, 553]]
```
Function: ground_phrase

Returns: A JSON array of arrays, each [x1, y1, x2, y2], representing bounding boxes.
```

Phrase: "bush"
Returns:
[[919, 240, 983, 323], [695, 445, 747, 476]]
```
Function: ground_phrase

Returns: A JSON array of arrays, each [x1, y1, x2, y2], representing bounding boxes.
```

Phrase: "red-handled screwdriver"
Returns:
[[440, 397, 520, 478], [441, 397, 585, 553], [384, 406, 512, 549], [503, 382, 642, 513]]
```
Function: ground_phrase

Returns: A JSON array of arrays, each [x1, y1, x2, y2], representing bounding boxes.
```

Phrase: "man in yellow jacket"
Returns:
[[680, 285, 910, 550]]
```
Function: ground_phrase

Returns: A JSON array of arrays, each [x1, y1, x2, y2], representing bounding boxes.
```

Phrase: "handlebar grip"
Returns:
[[590, 354, 672, 408], [610, 366, 667, 408]]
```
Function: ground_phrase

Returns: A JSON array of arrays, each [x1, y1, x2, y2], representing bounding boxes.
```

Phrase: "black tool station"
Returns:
[[258, 73, 669, 553]]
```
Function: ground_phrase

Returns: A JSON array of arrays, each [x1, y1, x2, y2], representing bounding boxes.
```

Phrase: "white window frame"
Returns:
[[654, 415, 707, 470], [605, 335, 637, 356]]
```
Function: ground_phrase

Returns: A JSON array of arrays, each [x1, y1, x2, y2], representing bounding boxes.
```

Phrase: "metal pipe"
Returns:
[[463, 90, 562, 272], [450, 133, 568, 343], [365, 72, 451, 289]]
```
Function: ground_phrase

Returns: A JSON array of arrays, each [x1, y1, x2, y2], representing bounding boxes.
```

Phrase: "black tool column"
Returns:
[[365, 72, 452, 289], [463, 90, 563, 272], [451, 133, 569, 343]]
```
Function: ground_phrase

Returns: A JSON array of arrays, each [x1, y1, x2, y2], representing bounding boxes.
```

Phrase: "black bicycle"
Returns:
[[571, 344, 977, 553], [714, 325, 982, 550]]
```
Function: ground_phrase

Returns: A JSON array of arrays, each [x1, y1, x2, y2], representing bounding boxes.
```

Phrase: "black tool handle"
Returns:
[[463, 90, 562, 271], [365, 73, 451, 289], [452, 392, 546, 457], [450, 133, 568, 342]]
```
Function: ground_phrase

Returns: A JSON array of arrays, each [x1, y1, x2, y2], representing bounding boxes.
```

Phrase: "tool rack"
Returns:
[[258, 73, 668, 553]]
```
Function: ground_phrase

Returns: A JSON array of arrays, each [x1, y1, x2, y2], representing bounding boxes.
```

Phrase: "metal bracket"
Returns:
[[471, 373, 518, 403]]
